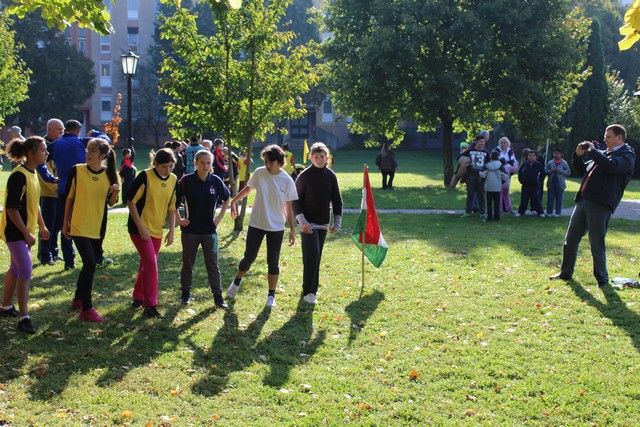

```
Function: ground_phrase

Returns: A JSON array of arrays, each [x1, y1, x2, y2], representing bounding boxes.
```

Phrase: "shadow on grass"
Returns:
[[191, 299, 326, 395], [0, 248, 240, 400], [345, 290, 385, 346], [568, 281, 640, 352]]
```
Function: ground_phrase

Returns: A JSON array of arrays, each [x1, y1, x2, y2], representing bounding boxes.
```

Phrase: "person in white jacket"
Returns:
[[480, 151, 508, 221]]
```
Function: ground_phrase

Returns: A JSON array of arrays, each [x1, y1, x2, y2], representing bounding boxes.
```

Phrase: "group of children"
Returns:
[[455, 133, 572, 222], [1, 138, 342, 334]]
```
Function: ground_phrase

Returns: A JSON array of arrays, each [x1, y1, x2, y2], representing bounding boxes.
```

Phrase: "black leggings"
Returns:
[[73, 236, 101, 310], [238, 226, 284, 275]]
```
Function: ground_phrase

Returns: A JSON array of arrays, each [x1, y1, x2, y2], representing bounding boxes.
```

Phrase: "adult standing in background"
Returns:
[[212, 138, 227, 181], [460, 135, 489, 217], [376, 143, 398, 190], [37, 119, 63, 266], [282, 142, 295, 178], [48, 119, 87, 270], [7, 126, 25, 170], [493, 137, 518, 214], [184, 135, 202, 175], [549, 124, 635, 287], [544, 148, 571, 217]]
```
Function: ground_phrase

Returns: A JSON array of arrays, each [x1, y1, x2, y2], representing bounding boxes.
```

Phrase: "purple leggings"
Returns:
[[6, 240, 33, 280]]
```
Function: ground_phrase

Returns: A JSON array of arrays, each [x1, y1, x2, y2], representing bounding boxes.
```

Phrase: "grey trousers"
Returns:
[[180, 232, 223, 300], [561, 199, 613, 285]]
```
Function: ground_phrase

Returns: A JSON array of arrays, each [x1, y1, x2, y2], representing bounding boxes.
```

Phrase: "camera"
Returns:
[[579, 142, 591, 149]]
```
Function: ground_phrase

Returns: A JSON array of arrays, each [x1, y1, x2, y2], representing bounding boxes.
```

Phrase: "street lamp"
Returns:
[[121, 49, 139, 151]]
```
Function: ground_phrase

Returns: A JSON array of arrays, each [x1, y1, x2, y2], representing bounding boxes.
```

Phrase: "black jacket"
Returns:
[[573, 144, 635, 211]]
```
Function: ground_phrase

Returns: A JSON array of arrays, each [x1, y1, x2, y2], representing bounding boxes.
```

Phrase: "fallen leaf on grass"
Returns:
[[464, 409, 477, 416], [466, 394, 477, 402], [122, 411, 133, 418], [30, 364, 49, 378], [409, 370, 419, 380]]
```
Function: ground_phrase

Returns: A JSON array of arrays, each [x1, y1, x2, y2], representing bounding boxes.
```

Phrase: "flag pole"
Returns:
[[361, 165, 367, 292]]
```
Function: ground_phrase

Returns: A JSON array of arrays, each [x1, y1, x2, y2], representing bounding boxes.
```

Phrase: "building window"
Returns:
[[290, 116, 309, 139], [321, 99, 334, 123], [100, 35, 111, 53], [128, 27, 139, 52], [78, 40, 86, 53], [128, 0, 139, 20], [101, 96, 112, 122], [100, 62, 112, 88]]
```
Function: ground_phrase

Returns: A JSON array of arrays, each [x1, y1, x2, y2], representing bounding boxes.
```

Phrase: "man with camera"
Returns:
[[549, 124, 635, 287]]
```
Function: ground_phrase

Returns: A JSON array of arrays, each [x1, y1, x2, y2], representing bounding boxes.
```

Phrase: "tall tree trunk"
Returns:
[[233, 46, 257, 232], [440, 110, 454, 186]]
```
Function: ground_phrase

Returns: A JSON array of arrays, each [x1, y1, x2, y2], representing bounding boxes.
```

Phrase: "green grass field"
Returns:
[[0, 150, 639, 426]]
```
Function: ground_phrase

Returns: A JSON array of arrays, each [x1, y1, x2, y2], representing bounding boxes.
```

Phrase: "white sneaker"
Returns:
[[303, 293, 317, 304], [514, 213, 521, 217], [539, 214, 546, 218], [266, 295, 276, 307], [226, 282, 239, 299]]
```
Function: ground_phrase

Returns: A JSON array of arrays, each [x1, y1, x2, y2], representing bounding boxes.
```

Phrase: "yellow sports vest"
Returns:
[[1, 165, 41, 241]]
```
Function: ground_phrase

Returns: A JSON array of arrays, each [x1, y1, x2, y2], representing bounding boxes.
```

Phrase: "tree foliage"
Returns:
[[9, 11, 96, 133], [0, 13, 30, 127], [5, 0, 114, 35], [159, 0, 319, 229], [578, 0, 640, 93], [323, 0, 589, 184], [568, 19, 608, 145]]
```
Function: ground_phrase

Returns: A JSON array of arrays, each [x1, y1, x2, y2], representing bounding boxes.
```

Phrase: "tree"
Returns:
[[9, 11, 96, 133], [0, 13, 30, 126], [576, 0, 640, 93], [323, 0, 589, 184], [160, 0, 318, 230], [5, 0, 114, 35], [568, 19, 608, 145]]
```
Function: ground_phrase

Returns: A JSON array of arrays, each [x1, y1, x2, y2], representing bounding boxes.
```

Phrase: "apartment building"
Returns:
[[64, 0, 162, 146]]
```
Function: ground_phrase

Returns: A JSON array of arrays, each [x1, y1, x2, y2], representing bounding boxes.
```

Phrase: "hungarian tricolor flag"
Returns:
[[352, 166, 388, 268]]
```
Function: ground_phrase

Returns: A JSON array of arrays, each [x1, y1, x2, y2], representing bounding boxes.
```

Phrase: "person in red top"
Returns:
[[119, 148, 136, 204], [212, 138, 227, 181]]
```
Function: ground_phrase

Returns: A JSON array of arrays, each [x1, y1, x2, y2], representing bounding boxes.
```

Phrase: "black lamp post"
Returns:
[[121, 49, 139, 151]]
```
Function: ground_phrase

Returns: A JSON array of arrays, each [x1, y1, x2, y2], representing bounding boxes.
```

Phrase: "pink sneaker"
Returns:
[[78, 307, 104, 323], [71, 299, 82, 310]]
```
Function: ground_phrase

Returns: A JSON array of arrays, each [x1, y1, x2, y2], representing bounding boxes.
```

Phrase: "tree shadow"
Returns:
[[345, 290, 385, 346], [568, 281, 640, 352], [190, 302, 271, 396]]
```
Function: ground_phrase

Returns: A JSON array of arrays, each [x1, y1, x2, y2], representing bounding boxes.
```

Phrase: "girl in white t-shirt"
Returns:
[[226, 145, 298, 308]]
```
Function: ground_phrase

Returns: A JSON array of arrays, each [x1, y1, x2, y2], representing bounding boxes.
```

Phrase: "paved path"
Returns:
[[108, 200, 640, 220]]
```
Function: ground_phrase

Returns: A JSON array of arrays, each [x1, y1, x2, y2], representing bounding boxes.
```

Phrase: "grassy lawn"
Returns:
[[0, 150, 639, 426]]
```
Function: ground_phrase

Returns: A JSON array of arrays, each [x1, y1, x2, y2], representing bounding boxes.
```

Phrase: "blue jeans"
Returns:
[[546, 184, 564, 215]]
